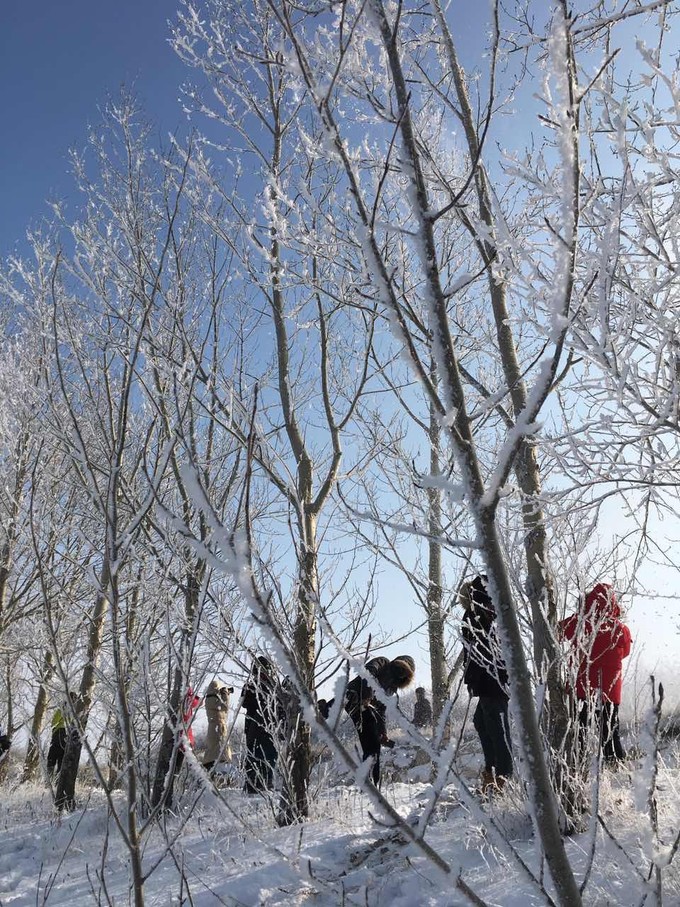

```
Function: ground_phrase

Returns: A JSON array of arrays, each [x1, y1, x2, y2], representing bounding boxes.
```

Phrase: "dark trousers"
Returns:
[[356, 708, 383, 786], [578, 700, 625, 763], [47, 727, 67, 777], [244, 732, 277, 793], [473, 696, 513, 778]]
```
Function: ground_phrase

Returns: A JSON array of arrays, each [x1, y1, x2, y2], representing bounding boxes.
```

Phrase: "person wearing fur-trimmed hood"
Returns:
[[459, 575, 513, 792], [319, 655, 415, 786]]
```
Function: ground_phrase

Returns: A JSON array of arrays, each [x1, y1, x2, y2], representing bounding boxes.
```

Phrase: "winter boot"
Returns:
[[480, 769, 507, 796], [479, 769, 495, 794]]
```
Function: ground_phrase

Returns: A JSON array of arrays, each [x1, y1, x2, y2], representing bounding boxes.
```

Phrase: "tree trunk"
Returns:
[[280, 507, 317, 824], [6, 661, 13, 739], [108, 572, 140, 791], [22, 649, 54, 782], [108, 725, 124, 790], [0, 662, 12, 782], [514, 442, 579, 826], [427, 393, 448, 730], [151, 669, 183, 811], [480, 516, 582, 906], [151, 561, 201, 811], [431, 0, 579, 828], [366, 4, 582, 897], [107, 569, 146, 905], [55, 584, 108, 811]]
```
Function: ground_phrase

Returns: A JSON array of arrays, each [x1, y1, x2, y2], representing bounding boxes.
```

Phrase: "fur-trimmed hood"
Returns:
[[366, 655, 415, 693]]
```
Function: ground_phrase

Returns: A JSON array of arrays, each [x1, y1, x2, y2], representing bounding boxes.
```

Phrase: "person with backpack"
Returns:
[[320, 655, 416, 786], [459, 575, 513, 793], [560, 582, 632, 764]]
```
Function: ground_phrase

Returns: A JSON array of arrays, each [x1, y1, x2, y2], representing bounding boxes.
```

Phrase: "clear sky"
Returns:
[[0, 0, 497, 261], [0, 0, 188, 258]]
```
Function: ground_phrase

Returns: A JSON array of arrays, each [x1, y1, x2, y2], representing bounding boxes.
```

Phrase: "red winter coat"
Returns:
[[560, 583, 632, 705], [181, 686, 201, 749]]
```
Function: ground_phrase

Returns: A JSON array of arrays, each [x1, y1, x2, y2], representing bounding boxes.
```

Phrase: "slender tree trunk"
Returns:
[[430, 0, 579, 827], [267, 107, 321, 823], [514, 444, 577, 825], [427, 392, 448, 729], [22, 649, 54, 782], [0, 431, 30, 644], [151, 561, 200, 811], [367, 4, 582, 898], [55, 579, 109, 811], [108, 726, 124, 790], [0, 554, 9, 643], [5, 662, 12, 737], [109, 574, 140, 790], [281, 506, 317, 824], [109, 570, 145, 906], [151, 668, 183, 811], [0, 662, 12, 782], [479, 514, 582, 907]]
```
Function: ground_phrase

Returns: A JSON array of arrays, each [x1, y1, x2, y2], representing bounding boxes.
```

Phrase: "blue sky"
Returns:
[[0, 0, 188, 258], [0, 0, 500, 261]]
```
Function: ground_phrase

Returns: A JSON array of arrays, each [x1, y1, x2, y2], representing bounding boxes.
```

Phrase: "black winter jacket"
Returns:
[[241, 670, 283, 744], [462, 605, 509, 700], [413, 696, 433, 728], [344, 656, 394, 734]]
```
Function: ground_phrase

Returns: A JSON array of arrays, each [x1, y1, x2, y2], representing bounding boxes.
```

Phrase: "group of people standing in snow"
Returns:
[[0, 576, 632, 804], [234, 574, 632, 798], [459, 575, 632, 793], [183, 652, 419, 795]]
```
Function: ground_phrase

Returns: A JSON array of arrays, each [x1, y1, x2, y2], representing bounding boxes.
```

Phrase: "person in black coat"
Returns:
[[413, 687, 433, 729], [47, 691, 78, 779], [0, 724, 10, 762], [240, 656, 282, 794], [459, 575, 513, 791], [320, 655, 415, 786]]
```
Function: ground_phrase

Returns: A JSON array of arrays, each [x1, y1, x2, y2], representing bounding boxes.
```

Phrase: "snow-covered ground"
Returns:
[[1, 737, 679, 906]]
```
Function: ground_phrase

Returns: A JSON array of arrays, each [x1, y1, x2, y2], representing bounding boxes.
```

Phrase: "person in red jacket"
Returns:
[[561, 583, 632, 763], [163, 684, 201, 809], [180, 686, 201, 755]]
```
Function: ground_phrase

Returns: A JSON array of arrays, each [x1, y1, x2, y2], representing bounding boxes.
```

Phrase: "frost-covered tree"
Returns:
[[173, 0, 381, 822], [170, 0, 678, 901], [558, 11, 680, 575]]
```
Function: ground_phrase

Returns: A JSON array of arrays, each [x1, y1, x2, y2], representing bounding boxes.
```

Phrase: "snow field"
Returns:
[[1, 741, 679, 906]]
